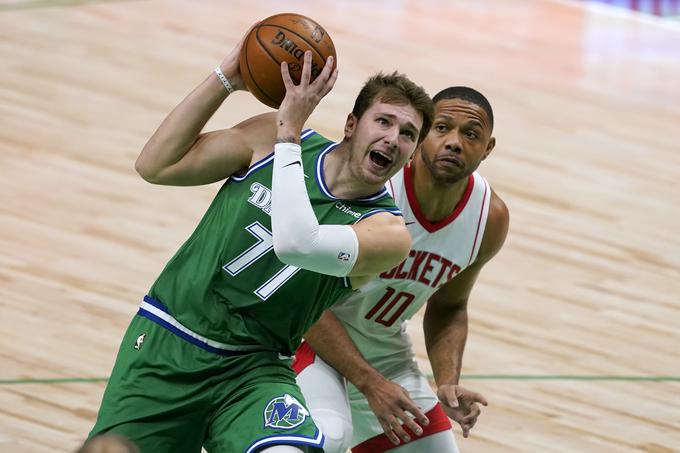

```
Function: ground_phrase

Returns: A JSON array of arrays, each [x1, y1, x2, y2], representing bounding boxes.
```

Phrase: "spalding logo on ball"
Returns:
[[240, 13, 337, 108]]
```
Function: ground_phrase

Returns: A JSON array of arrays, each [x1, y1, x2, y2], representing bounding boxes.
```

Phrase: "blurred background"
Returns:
[[1, 0, 679, 451]]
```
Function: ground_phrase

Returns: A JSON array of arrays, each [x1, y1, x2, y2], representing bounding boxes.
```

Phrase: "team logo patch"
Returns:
[[134, 333, 146, 350], [263, 394, 310, 430]]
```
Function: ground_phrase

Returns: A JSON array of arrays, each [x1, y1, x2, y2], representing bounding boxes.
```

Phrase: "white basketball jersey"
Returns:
[[331, 164, 491, 376]]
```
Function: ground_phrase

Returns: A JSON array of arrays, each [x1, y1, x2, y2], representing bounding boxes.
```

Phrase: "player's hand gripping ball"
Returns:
[[239, 13, 337, 108]]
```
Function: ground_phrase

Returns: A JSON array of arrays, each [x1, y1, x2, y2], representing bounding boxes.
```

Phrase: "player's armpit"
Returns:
[[348, 213, 411, 277]]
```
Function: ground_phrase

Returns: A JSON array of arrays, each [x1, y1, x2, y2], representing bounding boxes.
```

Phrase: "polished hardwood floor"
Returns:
[[1, 0, 679, 451]]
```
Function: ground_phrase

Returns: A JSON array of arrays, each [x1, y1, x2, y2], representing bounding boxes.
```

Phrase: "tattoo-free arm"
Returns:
[[424, 190, 508, 436], [305, 310, 428, 445], [134, 25, 276, 186]]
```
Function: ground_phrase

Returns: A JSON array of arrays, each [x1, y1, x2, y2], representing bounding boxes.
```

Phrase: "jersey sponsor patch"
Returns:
[[263, 394, 310, 430], [334, 201, 361, 219]]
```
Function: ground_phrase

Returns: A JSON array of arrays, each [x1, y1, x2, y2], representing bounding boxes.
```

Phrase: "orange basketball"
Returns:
[[239, 13, 337, 109]]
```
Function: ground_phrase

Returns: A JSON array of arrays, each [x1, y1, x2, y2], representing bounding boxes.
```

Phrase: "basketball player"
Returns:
[[294, 87, 508, 452], [87, 25, 433, 453]]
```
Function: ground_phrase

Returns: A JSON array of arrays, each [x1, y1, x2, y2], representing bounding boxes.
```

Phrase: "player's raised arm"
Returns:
[[134, 24, 276, 186], [272, 53, 423, 278]]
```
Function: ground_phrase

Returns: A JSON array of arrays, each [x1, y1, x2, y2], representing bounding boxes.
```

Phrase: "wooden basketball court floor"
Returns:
[[1, 0, 679, 451]]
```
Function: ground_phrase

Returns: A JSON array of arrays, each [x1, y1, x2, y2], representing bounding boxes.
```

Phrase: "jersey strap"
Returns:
[[138, 295, 272, 356]]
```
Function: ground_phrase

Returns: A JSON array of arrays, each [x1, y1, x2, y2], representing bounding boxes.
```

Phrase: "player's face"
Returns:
[[346, 101, 423, 186], [419, 98, 495, 184]]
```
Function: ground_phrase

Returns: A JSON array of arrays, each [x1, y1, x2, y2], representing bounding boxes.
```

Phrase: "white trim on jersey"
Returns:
[[139, 298, 267, 353], [244, 429, 325, 453], [329, 167, 493, 370]]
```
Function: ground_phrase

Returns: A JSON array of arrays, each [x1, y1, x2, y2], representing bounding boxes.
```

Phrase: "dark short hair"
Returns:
[[433, 86, 494, 132], [352, 72, 434, 144]]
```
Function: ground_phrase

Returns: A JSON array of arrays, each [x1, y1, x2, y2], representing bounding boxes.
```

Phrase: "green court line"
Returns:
[[2, 375, 679, 385], [452, 374, 680, 382]]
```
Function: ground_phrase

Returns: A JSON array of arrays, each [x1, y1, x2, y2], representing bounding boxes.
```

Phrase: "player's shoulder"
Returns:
[[488, 187, 509, 223], [229, 112, 278, 161], [300, 128, 334, 147], [477, 186, 509, 263]]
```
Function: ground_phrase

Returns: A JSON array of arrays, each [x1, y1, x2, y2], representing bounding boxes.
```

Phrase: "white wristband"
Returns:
[[214, 67, 235, 94], [271, 142, 359, 277]]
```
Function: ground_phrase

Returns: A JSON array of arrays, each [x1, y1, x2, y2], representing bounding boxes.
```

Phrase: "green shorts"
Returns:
[[90, 313, 324, 453]]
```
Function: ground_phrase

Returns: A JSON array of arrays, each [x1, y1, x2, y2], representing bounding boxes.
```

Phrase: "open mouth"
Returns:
[[369, 150, 393, 168]]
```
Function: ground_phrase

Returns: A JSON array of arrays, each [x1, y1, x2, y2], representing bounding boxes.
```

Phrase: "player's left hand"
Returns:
[[437, 384, 488, 438], [277, 51, 338, 136]]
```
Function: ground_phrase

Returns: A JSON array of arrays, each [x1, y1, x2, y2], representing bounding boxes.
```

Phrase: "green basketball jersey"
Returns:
[[145, 129, 402, 355]]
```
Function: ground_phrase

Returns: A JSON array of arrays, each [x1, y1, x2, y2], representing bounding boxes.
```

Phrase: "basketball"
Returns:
[[239, 13, 337, 109]]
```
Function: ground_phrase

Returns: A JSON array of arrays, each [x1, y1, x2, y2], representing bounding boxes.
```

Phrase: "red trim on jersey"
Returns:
[[351, 403, 453, 453], [468, 179, 489, 265], [404, 163, 474, 233], [291, 341, 316, 374]]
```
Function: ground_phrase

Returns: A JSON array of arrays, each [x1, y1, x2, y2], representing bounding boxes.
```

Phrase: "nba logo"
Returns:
[[263, 394, 310, 430]]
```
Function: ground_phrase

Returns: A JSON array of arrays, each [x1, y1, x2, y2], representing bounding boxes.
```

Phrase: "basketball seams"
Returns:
[[253, 26, 299, 88], [259, 13, 335, 57], [247, 25, 282, 108], [240, 14, 336, 109], [259, 23, 329, 68]]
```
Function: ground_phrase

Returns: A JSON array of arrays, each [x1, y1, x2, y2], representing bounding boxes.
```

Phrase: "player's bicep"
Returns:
[[428, 262, 483, 309], [147, 129, 253, 185], [139, 112, 276, 186], [348, 213, 411, 277]]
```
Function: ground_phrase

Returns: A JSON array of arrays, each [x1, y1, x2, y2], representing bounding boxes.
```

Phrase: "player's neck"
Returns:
[[322, 142, 385, 199], [411, 156, 469, 223]]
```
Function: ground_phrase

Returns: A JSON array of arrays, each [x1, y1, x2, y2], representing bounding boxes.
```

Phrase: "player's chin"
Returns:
[[362, 164, 394, 186], [435, 165, 467, 183]]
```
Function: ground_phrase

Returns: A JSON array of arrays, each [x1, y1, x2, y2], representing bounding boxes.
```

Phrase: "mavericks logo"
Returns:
[[263, 394, 310, 430]]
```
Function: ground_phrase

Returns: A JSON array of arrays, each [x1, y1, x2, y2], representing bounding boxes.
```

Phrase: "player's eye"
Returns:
[[401, 129, 415, 140]]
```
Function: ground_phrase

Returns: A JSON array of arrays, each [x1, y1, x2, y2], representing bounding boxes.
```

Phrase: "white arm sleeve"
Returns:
[[271, 142, 359, 277]]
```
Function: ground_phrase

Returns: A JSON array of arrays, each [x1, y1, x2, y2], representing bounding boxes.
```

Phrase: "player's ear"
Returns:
[[482, 136, 496, 160], [344, 113, 357, 139]]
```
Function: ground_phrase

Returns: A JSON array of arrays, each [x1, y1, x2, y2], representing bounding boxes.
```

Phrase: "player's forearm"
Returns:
[[271, 142, 358, 276], [304, 311, 384, 392], [424, 301, 468, 386], [135, 71, 229, 182]]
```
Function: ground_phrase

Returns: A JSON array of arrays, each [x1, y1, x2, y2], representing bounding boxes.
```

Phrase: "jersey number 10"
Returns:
[[365, 287, 416, 327]]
